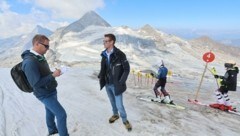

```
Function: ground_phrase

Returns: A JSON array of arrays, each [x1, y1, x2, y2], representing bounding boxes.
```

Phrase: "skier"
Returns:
[[210, 61, 239, 111], [151, 62, 173, 104]]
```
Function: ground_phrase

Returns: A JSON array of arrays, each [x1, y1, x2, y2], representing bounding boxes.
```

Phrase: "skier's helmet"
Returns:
[[156, 60, 164, 68], [224, 60, 236, 68], [158, 63, 164, 68]]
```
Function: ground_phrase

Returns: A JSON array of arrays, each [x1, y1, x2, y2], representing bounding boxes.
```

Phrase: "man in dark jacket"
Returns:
[[98, 33, 132, 131], [21, 34, 68, 136], [211, 61, 239, 111]]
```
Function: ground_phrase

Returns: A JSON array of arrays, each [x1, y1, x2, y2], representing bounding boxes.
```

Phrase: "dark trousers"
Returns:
[[153, 79, 169, 97]]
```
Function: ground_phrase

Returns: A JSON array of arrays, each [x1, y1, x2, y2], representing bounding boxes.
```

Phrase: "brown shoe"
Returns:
[[109, 115, 119, 123], [123, 120, 132, 132]]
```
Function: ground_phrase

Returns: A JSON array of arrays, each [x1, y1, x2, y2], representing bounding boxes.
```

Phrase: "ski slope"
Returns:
[[1, 67, 240, 136]]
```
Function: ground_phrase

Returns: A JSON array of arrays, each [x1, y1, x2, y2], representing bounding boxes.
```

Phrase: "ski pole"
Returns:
[[207, 67, 219, 88]]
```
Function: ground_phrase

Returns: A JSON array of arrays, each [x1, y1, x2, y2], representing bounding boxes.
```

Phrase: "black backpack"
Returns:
[[10, 62, 33, 93], [225, 68, 238, 91]]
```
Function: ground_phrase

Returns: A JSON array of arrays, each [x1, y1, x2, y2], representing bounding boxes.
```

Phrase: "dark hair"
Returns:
[[104, 33, 116, 44], [32, 34, 49, 45]]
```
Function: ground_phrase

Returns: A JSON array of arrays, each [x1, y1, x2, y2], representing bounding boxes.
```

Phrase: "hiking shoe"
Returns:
[[123, 120, 132, 132], [109, 115, 119, 123]]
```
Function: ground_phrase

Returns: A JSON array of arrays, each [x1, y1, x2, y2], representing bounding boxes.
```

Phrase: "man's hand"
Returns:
[[52, 69, 61, 77]]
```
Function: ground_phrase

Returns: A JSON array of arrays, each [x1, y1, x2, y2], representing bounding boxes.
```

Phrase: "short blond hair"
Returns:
[[32, 34, 49, 45]]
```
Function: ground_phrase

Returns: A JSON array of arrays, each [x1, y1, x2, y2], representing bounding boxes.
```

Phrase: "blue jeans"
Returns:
[[105, 84, 127, 122], [39, 94, 69, 136]]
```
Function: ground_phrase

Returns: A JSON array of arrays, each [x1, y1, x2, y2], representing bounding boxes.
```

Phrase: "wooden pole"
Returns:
[[195, 63, 208, 101]]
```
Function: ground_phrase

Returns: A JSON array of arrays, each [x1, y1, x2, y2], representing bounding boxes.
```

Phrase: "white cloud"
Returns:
[[0, 0, 105, 38], [0, 6, 50, 38], [34, 0, 105, 19], [0, 1, 10, 12]]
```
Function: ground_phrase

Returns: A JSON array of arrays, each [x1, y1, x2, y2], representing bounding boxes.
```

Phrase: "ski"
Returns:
[[188, 99, 209, 106], [137, 95, 185, 110], [228, 110, 240, 116], [188, 99, 240, 116]]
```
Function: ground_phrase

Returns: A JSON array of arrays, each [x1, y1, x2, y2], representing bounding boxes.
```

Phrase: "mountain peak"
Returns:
[[196, 36, 213, 41], [138, 24, 166, 43], [190, 36, 223, 49], [31, 25, 53, 36], [61, 11, 111, 35], [193, 36, 217, 45], [22, 25, 53, 51], [140, 24, 156, 33], [140, 24, 166, 36], [35, 25, 43, 29], [80, 10, 111, 27], [142, 24, 154, 30]]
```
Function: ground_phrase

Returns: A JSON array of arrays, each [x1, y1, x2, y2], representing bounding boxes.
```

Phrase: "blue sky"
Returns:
[[98, 0, 240, 30], [0, 0, 239, 38]]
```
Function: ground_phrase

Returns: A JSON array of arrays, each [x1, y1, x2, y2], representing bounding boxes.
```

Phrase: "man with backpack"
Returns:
[[21, 34, 69, 136], [210, 61, 239, 111]]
